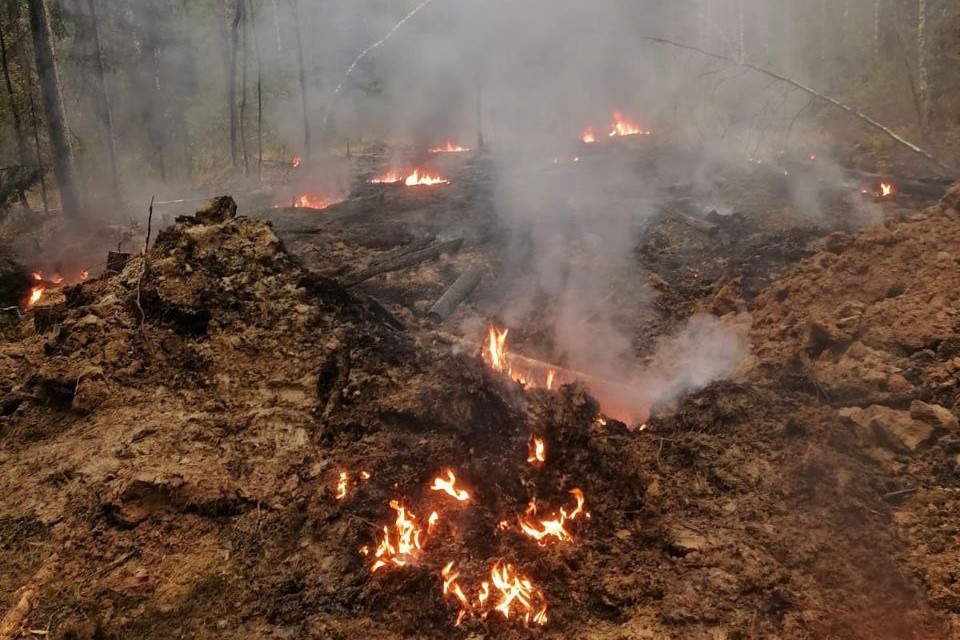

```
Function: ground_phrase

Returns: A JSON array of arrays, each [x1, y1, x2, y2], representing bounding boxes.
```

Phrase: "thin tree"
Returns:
[[228, 0, 242, 167], [0, 19, 31, 211], [249, 0, 264, 177], [238, 0, 249, 173], [917, 0, 929, 126], [289, 0, 311, 159], [26, 0, 82, 218], [86, 0, 120, 201]]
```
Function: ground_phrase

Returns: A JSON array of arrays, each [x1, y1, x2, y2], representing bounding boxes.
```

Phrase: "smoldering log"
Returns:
[[342, 238, 464, 288], [427, 263, 483, 324]]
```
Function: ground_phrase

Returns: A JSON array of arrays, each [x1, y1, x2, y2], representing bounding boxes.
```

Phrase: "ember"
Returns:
[[291, 156, 301, 168], [581, 127, 596, 144], [335, 471, 349, 500], [879, 181, 895, 197], [429, 140, 470, 153]]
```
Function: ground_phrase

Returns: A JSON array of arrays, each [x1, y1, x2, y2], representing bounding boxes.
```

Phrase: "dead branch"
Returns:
[[645, 37, 955, 175], [342, 238, 464, 288]]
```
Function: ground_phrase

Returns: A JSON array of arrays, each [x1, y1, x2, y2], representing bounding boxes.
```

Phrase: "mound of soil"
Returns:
[[3, 192, 960, 639]]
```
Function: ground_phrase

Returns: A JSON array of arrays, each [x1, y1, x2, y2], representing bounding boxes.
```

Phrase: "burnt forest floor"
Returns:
[[1, 139, 960, 640]]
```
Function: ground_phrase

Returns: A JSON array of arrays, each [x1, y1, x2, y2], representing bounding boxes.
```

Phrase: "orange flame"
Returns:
[[293, 194, 334, 209], [335, 471, 350, 500], [370, 500, 423, 573], [80, 270, 89, 281], [439, 561, 548, 628], [484, 324, 509, 374], [879, 181, 895, 197], [429, 140, 470, 154], [428, 511, 440, 533], [546, 369, 556, 390], [430, 470, 471, 502], [527, 435, 546, 465], [370, 172, 401, 184], [608, 111, 648, 137], [404, 170, 450, 186], [517, 488, 588, 545], [28, 286, 44, 307], [581, 127, 596, 144], [291, 156, 301, 168], [31, 272, 42, 281]]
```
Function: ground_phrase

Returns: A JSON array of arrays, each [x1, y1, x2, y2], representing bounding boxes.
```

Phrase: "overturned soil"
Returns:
[[2, 153, 960, 639]]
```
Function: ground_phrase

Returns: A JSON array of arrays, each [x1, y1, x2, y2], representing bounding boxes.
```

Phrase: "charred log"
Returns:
[[342, 238, 464, 288], [427, 263, 483, 324]]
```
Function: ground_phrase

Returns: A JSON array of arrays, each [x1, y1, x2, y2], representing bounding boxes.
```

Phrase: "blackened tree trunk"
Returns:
[[239, 0, 249, 173], [290, 0, 311, 159], [249, 0, 263, 177], [917, 0, 929, 126], [0, 23, 31, 211], [86, 0, 120, 201], [27, 0, 82, 218]]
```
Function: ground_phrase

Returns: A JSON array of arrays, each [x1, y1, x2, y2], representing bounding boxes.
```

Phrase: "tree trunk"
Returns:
[[26, 0, 82, 218], [249, 0, 263, 178], [290, 0, 311, 159], [86, 0, 120, 202], [228, 0, 242, 167], [736, 0, 745, 63], [917, 0, 928, 126], [0, 23, 31, 211], [238, 0, 249, 173], [873, 0, 881, 60]]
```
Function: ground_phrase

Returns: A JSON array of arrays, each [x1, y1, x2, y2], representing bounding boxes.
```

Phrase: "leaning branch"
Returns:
[[645, 37, 955, 175]]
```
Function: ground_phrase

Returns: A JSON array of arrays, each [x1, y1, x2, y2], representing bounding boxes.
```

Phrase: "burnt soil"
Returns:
[[2, 145, 960, 640]]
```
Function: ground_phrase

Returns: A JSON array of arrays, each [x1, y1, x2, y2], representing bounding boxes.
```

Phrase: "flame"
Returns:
[[32, 272, 42, 281], [581, 127, 596, 144], [546, 370, 556, 390], [404, 170, 450, 186], [370, 500, 423, 573], [608, 111, 649, 137], [336, 471, 350, 500], [370, 172, 401, 184], [293, 194, 334, 209], [28, 286, 44, 306], [879, 181, 895, 197], [428, 511, 440, 533], [80, 270, 89, 281], [439, 561, 548, 628], [430, 470, 471, 502], [490, 562, 548, 626], [359, 471, 371, 481], [527, 435, 546, 465], [291, 156, 301, 168], [429, 140, 470, 153], [484, 324, 509, 374], [517, 488, 588, 545]]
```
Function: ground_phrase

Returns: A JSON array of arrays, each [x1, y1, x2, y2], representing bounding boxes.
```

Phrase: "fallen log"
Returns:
[[671, 211, 717, 235], [427, 263, 483, 324], [342, 238, 464, 288]]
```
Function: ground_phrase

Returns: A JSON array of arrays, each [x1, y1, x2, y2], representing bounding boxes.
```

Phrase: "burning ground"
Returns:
[[2, 151, 960, 639]]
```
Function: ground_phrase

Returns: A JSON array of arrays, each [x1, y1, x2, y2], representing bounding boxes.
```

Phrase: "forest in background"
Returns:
[[0, 0, 958, 219]]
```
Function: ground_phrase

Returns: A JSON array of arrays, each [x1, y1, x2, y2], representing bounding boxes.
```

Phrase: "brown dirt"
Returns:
[[2, 170, 960, 639]]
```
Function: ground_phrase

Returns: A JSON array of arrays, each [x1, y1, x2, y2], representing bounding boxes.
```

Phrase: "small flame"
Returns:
[[429, 140, 470, 153], [484, 324, 509, 374], [608, 111, 649, 137], [581, 127, 596, 144], [527, 435, 546, 465], [336, 471, 349, 500], [439, 561, 548, 628], [546, 370, 556, 390], [80, 270, 89, 281], [293, 194, 334, 209], [28, 286, 44, 306], [291, 156, 301, 168], [428, 511, 440, 533], [517, 488, 588, 545], [31, 272, 42, 281], [370, 500, 423, 573], [879, 181, 895, 197], [404, 170, 450, 187], [430, 470, 471, 502], [359, 471, 371, 481], [370, 172, 401, 184]]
